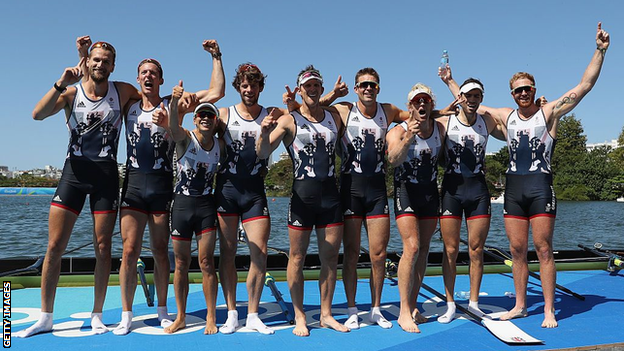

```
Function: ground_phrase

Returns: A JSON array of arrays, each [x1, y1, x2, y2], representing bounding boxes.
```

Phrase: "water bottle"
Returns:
[[504, 291, 516, 298], [440, 50, 449, 70], [454, 291, 470, 300]]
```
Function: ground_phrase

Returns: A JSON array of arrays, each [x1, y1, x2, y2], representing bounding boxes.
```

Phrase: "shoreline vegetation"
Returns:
[[3, 115, 623, 201]]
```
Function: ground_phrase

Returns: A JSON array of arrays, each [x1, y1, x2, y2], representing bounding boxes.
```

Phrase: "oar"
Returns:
[[137, 258, 154, 307], [238, 226, 294, 324], [0, 256, 44, 277], [578, 244, 623, 271], [420, 282, 543, 344], [459, 238, 585, 301]]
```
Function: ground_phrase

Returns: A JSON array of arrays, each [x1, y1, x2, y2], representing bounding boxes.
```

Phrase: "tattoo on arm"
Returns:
[[554, 92, 577, 112]]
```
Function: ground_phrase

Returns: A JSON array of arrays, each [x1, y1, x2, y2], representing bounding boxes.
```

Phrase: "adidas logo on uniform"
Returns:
[[301, 124, 309, 130], [262, 207, 269, 216], [121, 201, 130, 207], [130, 110, 138, 116], [352, 116, 360, 122], [510, 120, 517, 125], [232, 121, 240, 126], [190, 147, 197, 155], [452, 126, 460, 131], [344, 209, 354, 215], [217, 206, 226, 212], [53, 195, 62, 202], [404, 206, 414, 212], [442, 210, 452, 216], [172, 229, 180, 236], [292, 220, 302, 227], [77, 101, 86, 108]]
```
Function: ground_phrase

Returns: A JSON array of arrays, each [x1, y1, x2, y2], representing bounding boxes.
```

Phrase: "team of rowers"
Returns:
[[16, 22, 609, 338]]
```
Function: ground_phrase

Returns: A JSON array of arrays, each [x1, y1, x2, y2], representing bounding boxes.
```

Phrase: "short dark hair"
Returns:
[[232, 63, 266, 91], [355, 67, 380, 84], [460, 78, 484, 93]]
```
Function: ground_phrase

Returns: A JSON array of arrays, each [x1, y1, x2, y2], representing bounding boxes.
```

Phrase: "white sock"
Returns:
[[14, 312, 53, 338], [344, 307, 359, 330], [437, 302, 456, 324], [157, 306, 173, 328], [219, 310, 239, 334], [113, 311, 133, 335], [468, 300, 489, 318], [246, 313, 274, 335], [368, 307, 392, 329], [91, 312, 109, 334]]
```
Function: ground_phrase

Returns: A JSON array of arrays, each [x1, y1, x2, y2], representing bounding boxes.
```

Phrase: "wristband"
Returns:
[[212, 52, 222, 59], [54, 82, 67, 93], [597, 47, 607, 54]]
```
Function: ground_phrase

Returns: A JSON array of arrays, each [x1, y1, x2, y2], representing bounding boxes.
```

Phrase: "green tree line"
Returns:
[[266, 114, 624, 201]]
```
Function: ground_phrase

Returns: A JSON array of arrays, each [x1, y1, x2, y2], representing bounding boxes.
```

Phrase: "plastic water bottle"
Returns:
[[440, 50, 449, 70], [504, 291, 516, 298], [454, 291, 470, 300]]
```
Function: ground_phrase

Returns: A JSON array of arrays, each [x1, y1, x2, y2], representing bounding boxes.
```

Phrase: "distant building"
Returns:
[[586, 139, 620, 152]]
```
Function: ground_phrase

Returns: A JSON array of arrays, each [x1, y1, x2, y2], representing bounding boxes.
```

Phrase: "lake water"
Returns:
[[0, 196, 622, 259]]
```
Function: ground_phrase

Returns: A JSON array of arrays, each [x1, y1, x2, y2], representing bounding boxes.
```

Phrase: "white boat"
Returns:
[[617, 197, 624, 203]]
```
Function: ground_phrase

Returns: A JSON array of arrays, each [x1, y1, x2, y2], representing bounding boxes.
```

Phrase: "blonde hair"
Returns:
[[509, 72, 535, 90], [407, 83, 436, 107]]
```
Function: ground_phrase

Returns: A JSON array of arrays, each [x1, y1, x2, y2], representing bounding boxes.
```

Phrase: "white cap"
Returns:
[[407, 84, 435, 104], [459, 82, 484, 95], [297, 71, 323, 87], [194, 102, 219, 117]]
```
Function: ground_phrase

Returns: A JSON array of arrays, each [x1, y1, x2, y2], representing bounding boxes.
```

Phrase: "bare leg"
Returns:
[[342, 217, 363, 329], [197, 230, 218, 335], [114, 209, 148, 335], [500, 217, 530, 321], [287, 227, 312, 337], [164, 240, 191, 334], [396, 215, 420, 333], [439, 217, 461, 323], [15, 206, 77, 337], [243, 218, 273, 334], [365, 217, 391, 328], [317, 225, 349, 333], [91, 211, 116, 334], [412, 218, 438, 321], [531, 216, 557, 328], [217, 215, 240, 334], [147, 212, 172, 326], [466, 216, 491, 317]]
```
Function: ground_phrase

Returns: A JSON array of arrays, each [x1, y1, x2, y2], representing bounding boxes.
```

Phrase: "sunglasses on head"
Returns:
[[356, 81, 379, 90], [239, 64, 260, 74], [195, 111, 217, 119], [90, 41, 116, 56], [411, 95, 432, 104], [512, 85, 535, 95], [138, 58, 163, 76]]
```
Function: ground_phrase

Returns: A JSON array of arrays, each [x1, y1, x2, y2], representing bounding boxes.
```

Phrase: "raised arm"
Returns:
[[193, 40, 225, 105], [168, 80, 189, 143], [256, 109, 292, 160], [32, 58, 85, 120], [387, 112, 418, 166], [320, 75, 349, 106], [76, 35, 91, 84], [543, 22, 610, 121]]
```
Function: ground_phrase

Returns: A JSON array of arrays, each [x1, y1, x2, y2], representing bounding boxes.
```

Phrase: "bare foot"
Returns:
[[412, 310, 428, 324], [398, 313, 421, 333], [164, 318, 186, 334], [292, 317, 309, 337], [204, 321, 218, 335], [499, 307, 528, 321], [320, 316, 350, 333], [541, 309, 558, 328]]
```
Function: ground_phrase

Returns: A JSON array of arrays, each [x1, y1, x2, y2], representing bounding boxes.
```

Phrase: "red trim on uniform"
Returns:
[[171, 236, 192, 242], [93, 210, 116, 215], [467, 214, 491, 221], [241, 215, 270, 223], [504, 214, 529, 221], [366, 214, 390, 220], [317, 222, 344, 229], [50, 202, 80, 215], [197, 227, 216, 237], [440, 215, 462, 220], [288, 225, 313, 231], [120, 206, 148, 215], [344, 215, 364, 220], [150, 210, 169, 215], [396, 213, 416, 220], [529, 213, 556, 220]]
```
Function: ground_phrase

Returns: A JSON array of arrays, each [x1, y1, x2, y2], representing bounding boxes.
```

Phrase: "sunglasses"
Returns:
[[239, 63, 260, 74], [512, 85, 535, 95], [411, 95, 432, 104], [356, 81, 379, 90], [195, 111, 217, 119], [90, 41, 116, 56]]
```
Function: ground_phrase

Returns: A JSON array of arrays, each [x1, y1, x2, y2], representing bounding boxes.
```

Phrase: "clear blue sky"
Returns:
[[1, 0, 622, 170]]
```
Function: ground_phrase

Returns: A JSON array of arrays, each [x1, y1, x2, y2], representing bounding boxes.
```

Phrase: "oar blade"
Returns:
[[481, 319, 543, 344]]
